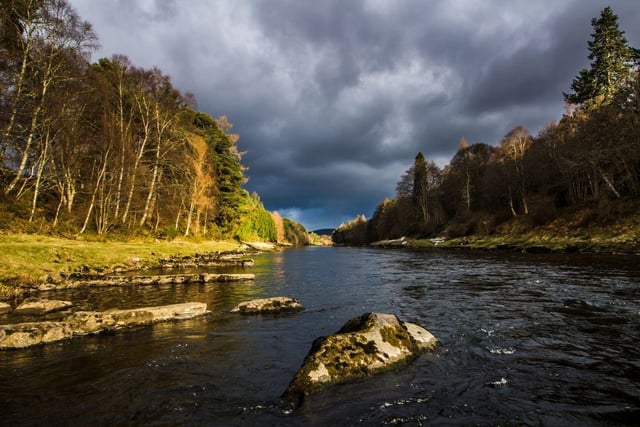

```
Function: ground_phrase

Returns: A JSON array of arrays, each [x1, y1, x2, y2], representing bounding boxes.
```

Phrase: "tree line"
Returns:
[[0, 0, 310, 243], [334, 7, 640, 245]]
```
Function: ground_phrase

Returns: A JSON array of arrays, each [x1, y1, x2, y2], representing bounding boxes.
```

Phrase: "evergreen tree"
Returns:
[[564, 7, 635, 106], [192, 112, 246, 229]]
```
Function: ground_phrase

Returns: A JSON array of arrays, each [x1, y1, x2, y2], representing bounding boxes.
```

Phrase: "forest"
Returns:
[[334, 7, 640, 246], [0, 0, 313, 244]]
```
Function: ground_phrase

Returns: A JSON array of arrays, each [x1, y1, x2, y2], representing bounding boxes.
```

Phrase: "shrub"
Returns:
[[234, 193, 277, 241]]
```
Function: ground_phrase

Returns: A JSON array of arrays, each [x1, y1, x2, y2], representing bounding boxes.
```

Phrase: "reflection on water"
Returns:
[[1, 247, 640, 425]]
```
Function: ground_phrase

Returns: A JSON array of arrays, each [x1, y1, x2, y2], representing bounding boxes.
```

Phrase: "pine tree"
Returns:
[[564, 7, 635, 106]]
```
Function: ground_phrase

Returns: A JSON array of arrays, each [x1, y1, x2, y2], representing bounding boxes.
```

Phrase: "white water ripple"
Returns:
[[488, 347, 516, 354]]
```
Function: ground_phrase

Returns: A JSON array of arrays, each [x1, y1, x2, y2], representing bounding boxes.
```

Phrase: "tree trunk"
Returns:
[[53, 193, 64, 228], [203, 208, 208, 235], [139, 141, 160, 226], [464, 172, 471, 214], [508, 186, 517, 217], [5, 39, 56, 195], [80, 157, 109, 234], [29, 130, 52, 222], [184, 199, 194, 236], [114, 137, 126, 219], [154, 199, 161, 232], [0, 22, 33, 162], [122, 93, 151, 224], [175, 202, 183, 230], [600, 170, 621, 198], [113, 77, 131, 219], [5, 93, 46, 194]]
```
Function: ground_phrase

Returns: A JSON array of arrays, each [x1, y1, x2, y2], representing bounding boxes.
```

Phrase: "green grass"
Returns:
[[409, 223, 640, 253], [409, 200, 640, 254], [0, 234, 241, 285]]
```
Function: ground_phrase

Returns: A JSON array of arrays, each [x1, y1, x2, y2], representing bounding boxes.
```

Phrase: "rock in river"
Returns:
[[282, 312, 438, 405], [231, 296, 304, 314], [0, 302, 208, 350], [0, 302, 11, 314], [14, 298, 73, 315]]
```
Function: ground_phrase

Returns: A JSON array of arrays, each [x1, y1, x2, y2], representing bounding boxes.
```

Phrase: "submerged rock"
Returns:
[[231, 296, 304, 314], [282, 312, 437, 405], [0, 302, 207, 350], [14, 298, 73, 315]]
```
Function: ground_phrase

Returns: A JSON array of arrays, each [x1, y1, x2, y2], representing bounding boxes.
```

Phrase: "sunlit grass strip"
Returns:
[[0, 234, 241, 284], [409, 232, 639, 253]]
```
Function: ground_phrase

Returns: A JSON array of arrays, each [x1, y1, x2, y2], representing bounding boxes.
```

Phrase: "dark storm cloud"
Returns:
[[465, 5, 595, 114], [68, 0, 640, 229]]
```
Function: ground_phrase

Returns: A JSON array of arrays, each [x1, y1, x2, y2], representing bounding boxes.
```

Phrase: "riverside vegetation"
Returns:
[[0, 1, 325, 298], [333, 7, 640, 254], [0, 234, 248, 299]]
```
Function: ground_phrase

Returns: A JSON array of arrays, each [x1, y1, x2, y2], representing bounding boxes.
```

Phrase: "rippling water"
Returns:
[[1, 247, 640, 426]]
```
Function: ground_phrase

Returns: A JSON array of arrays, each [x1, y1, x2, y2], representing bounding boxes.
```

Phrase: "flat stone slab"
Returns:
[[14, 298, 73, 315], [38, 273, 255, 291], [159, 252, 255, 269], [282, 312, 438, 405], [0, 302, 208, 350], [231, 296, 304, 314], [240, 241, 277, 251], [0, 302, 11, 315]]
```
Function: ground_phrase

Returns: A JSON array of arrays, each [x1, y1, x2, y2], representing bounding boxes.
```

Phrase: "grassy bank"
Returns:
[[409, 234, 640, 254], [408, 203, 640, 254], [0, 234, 241, 290]]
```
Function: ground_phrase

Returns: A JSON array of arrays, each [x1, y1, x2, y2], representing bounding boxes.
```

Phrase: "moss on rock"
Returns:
[[230, 296, 303, 314], [1, 302, 208, 349], [282, 312, 438, 406]]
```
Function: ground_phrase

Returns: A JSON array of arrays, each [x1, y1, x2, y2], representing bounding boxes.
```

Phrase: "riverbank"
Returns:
[[372, 205, 640, 255], [406, 233, 640, 254], [0, 234, 245, 299], [413, 216, 640, 254]]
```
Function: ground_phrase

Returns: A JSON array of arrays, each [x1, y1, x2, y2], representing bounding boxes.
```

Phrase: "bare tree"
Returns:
[[495, 126, 532, 215], [4, 0, 96, 195]]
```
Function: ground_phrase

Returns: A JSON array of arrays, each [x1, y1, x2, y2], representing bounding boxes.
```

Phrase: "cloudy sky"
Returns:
[[68, 0, 639, 231]]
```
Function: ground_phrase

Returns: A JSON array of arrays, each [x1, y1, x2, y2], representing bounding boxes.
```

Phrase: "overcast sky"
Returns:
[[68, 0, 640, 231]]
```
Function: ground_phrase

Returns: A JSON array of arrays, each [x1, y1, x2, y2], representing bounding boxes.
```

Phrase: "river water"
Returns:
[[1, 247, 640, 426]]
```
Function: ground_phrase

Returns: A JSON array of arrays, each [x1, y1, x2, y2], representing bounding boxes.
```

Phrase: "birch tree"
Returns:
[[3, 0, 96, 195]]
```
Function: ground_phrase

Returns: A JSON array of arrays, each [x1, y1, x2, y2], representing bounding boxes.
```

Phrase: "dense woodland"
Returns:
[[334, 7, 640, 245], [0, 0, 313, 243]]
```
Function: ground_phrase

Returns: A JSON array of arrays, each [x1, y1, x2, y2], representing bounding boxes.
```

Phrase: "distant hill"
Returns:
[[312, 228, 334, 236]]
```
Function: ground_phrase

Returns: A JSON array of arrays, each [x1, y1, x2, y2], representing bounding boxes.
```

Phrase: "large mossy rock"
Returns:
[[0, 302, 207, 349], [282, 312, 437, 405], [230, 296, 303, 314]]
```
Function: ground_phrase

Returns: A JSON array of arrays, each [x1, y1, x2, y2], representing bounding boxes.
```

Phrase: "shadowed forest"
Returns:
[[0, 0, 316, 244], [334, 7, 640, 246]]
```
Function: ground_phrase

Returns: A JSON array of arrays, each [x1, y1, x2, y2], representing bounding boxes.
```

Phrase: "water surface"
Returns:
[[1, 247, 639, 425]]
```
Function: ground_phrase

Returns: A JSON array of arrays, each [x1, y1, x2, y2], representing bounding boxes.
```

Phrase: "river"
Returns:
[[1, 247, 639, 426]]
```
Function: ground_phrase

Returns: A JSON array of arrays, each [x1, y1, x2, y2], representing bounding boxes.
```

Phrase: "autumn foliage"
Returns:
[[0, 0, 314, 242]]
